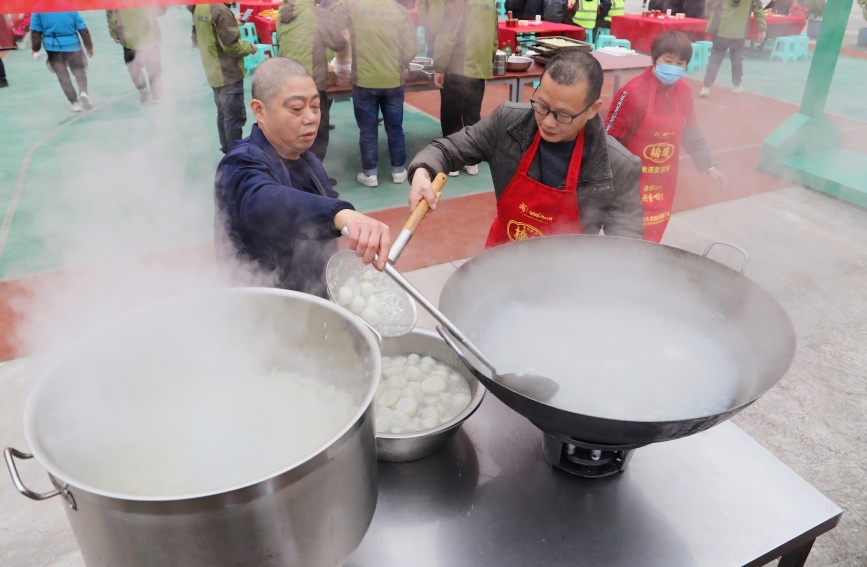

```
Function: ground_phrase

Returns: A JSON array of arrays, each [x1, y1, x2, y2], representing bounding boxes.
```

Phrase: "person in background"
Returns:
[[30, 11, 94, 112], [700, 0, 766, 97], [214, 57, 392, 296], [600, 0, 624, 32], [433, 0, 498, 177], [606, 31, 726, 243], [0, 15, 12, 88], [569, 0, 598, 36], [194, 3, 258, 154], [107, 7, 166, 104], [417, 0, 442, 58], [276, 0, 347, 167], [11, 13, 30, 47], [332, 0, 418, 188], [409, 51, 643, 248]]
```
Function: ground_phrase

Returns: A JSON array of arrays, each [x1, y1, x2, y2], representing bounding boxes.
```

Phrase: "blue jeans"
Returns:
[[352, 85, 406, 175]]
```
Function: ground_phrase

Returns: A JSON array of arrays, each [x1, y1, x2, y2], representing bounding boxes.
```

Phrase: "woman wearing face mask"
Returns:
[[605, 31, 726, 243]]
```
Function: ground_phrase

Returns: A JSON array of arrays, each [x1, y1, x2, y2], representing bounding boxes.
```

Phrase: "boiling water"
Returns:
[[479, 300, 755, 421], [42, 368, 358, 497]]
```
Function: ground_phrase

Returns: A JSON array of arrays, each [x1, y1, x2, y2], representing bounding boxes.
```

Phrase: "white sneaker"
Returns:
[[79, 92, 92, 110], [448, 171, 460, 177], [464, 164, 479, 176], [356, 172, 379, 187], [699, 87, 710, 98], [732, 85, 744, 95], [391, 168, 408, 184], [70, 101, 82, 112]]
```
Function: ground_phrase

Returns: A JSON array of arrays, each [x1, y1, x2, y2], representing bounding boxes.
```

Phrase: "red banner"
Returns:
[[2, 1, 225, 15]]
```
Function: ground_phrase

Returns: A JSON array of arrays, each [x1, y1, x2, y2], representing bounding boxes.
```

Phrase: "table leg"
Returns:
[[776, 538, 815, 567], [612, 72, 621, 95]]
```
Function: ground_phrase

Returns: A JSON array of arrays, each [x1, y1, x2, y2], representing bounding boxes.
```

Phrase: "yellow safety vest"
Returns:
[[572, 0, 598, 29], [605, 0, 624, 21]]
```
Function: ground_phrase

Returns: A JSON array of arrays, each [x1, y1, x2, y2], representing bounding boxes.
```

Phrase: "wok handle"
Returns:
[[3, 447, 61, 501], [387, 172, 449, 265], [702, 241, 749, 274]]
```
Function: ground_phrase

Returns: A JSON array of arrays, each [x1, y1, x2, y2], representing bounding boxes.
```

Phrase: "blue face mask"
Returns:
[[654, 63, 685, 85]]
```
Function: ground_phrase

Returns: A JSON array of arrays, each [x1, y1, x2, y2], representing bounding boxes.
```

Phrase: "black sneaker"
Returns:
[[0, 78, 8, 88]]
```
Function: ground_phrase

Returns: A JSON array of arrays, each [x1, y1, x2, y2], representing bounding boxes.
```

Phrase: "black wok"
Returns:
[[437, 235, 796, 446]]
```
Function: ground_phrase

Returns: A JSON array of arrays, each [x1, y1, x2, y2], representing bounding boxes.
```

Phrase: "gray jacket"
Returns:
[[408, 103, 644, 238]]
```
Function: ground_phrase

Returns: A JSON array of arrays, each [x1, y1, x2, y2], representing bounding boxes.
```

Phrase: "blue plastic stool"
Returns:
[[594, 30, 613, 49], [610, 38, 631, 49], [240, 22, 259, 44], [595, 34, 617, 50], [687, 41, 711, 72], [769, 36, 796, 62], [792, 33, 809, 61], [244, 44, 275, 75], [584, 29, 594, 46]]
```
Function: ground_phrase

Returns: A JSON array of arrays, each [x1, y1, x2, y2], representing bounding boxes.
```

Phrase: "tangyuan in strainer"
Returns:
[[326, 250, 417, 338]]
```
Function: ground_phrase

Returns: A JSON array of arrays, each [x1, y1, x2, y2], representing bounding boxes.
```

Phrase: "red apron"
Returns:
[[624, 82, 686, 243], [485, 130, 585, 249]]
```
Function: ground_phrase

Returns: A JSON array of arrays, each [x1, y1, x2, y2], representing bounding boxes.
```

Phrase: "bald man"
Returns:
[[214, 57, 392, 297]]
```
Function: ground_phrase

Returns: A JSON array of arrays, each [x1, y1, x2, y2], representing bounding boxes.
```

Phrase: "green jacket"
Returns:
[[604, 0, 624, 21], [706, 0, 766, 39], [572, 0, 598, 29], [276, 0, 347, 91], [332, 0, 418, 89], [194, 3, 255, 88], [106, 8, 164, 49], [433, 0, 498, 79]]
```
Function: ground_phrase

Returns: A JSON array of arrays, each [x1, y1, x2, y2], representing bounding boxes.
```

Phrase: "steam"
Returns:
[[8, 6, 277, 364]]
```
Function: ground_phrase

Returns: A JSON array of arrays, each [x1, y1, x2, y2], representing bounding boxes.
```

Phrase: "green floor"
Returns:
[[1, 7, 866, 279]]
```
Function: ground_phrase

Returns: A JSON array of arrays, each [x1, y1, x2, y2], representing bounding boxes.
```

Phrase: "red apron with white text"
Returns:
[[624, 83, 686, 243], [485, 131, 585, 248]]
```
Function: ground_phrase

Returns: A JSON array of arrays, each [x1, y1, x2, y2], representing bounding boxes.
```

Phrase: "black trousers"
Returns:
[[212, 80, 246, 154], [123, 45, 162, 99], [703, 36, 745, 88], [309, 90, 332, 162], [440, 74, 486, 138], [46, 50, 88, 103]]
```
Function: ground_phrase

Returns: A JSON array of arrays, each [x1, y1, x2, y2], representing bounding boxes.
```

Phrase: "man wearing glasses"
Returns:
[[408, 50, 642, 247]]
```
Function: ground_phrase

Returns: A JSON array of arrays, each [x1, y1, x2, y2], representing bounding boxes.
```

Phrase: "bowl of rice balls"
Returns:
[[375, 328, 486, 462]]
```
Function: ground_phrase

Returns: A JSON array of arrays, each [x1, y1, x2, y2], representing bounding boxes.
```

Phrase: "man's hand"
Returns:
[[434, 72, 444, 88], [708, 167, 727, 188], [757, 31, 766, 43], [409, 168, 440, 212], [334, 210, 392, 271], [87, 48, 94, 58], [250, 43, 258, 54]]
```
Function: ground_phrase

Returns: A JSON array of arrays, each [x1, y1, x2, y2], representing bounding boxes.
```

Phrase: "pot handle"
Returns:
[[4, 447, 62, 501], [702, 241, 749, 274]]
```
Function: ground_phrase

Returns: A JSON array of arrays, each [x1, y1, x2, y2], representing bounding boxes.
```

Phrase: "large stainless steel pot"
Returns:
[[438, 235, 796, 446], [5, 288, 380, 567]]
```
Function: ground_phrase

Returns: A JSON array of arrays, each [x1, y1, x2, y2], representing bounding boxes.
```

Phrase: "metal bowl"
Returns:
[[506, 55, 533, 72], [377, 328, 486, 462]]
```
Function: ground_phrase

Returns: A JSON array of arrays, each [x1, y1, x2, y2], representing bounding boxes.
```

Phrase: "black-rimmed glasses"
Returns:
[[529, 99, 594, 125]]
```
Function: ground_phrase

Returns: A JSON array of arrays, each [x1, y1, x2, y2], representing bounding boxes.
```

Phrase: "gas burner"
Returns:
[[541, 431, 646, 478]]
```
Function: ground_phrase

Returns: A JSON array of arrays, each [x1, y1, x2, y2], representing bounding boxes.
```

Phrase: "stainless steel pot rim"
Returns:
[[22, 287, 381, 502]]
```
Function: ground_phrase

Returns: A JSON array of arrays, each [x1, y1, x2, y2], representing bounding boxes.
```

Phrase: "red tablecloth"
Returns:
[[498, 21, 587, 52], [249, 14, 276, 45], [239, 1, 280, 15], [610, 15, 709, 53], [751, 14, 806, 42]]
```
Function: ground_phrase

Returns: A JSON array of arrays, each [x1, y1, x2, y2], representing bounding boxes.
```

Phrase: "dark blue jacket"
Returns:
[[214, 124, 354, 296]]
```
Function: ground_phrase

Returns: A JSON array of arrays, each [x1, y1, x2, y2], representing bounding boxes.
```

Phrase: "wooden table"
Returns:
[[327, 52, 651, 105], [610, 14, 709, 53], [498, 21, 587, 52]]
